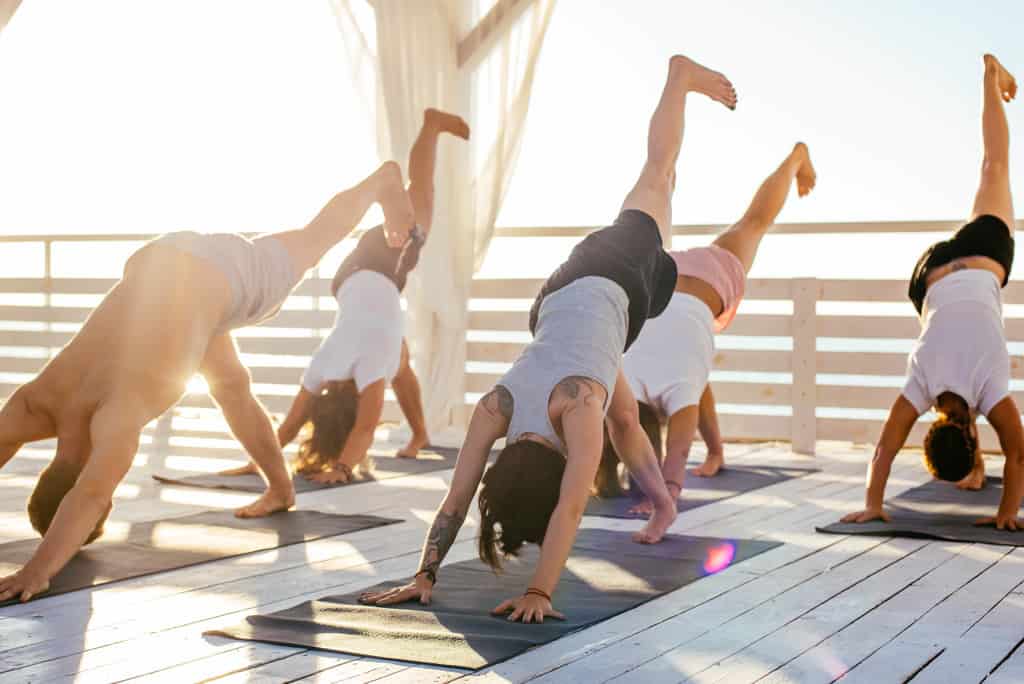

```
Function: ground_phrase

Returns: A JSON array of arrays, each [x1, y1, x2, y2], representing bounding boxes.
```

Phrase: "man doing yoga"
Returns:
[[0, 162, 415, 602]]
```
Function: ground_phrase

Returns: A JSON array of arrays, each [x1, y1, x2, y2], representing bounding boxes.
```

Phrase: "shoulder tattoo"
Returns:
[[483, 386, 514, 419]]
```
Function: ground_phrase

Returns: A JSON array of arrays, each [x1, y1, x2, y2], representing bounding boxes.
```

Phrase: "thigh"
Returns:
[[711, 218, 763, 273], [972, 169, 1015, 230]]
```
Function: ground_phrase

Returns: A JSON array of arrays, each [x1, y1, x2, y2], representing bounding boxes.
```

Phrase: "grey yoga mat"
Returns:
[[817, 476, 1024, 546], [0, 510, 400, 607], [153, 446, 464, 493], [209, 528, 780, 670], [586, 465, 818, 519]]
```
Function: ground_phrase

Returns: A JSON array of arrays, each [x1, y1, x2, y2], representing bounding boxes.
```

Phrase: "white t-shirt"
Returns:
[[623, 292, 715, 419], [902, 269, 1010, 416], [302, 270, 404, 393]]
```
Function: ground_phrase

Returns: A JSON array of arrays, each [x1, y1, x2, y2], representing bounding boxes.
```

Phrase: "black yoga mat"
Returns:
[[153, 446, 464, 493], [817, 476, 1024, 546], [0, 510, 400, 607], [586, 465, 818, 519], [209, 528, 779, 670]]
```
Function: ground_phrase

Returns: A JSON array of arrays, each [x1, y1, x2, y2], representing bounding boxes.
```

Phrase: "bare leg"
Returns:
[[271, 162, 415, 276], [605, 370, 677, 543], [393, 340, 430, 458], [0, 386, 56, 471], [408, 109, 470, 234], [691, 385, 726, 476], [622, 55, 736, 245], [971, 54, 1016, 228], [713, 143, 816, 273]]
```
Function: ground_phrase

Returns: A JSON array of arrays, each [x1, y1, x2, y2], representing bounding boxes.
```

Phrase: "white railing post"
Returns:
[[791, 278, 817, 454]]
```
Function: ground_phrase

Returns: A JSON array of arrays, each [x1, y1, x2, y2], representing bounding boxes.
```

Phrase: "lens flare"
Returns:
[[702, 541, 737, 575]]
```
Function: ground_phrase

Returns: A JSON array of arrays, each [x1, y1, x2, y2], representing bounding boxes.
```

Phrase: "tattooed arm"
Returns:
[[359, 386, 511, 606]]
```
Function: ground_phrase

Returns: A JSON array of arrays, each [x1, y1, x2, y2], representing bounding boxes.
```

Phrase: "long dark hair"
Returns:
[[477, 439, 566, 571], [594, 401, 662, 497], [29, 459, 111, 545], [293, 380, 363, 474]]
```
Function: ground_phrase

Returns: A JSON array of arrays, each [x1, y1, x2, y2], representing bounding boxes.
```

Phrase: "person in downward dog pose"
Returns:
[[361, 55, 737, 623], [219, 109, 470, 484], [599, 143, 817, 510], [843, 54, 1024, 530], [0, 162, 415, 602]]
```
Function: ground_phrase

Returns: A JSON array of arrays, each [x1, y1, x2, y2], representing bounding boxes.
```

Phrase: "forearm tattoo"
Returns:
[[418, 510, 466, 577]]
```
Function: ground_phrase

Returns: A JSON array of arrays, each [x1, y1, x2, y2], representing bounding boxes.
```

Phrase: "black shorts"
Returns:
[[331, 225, 425, 296], [908, 214, 1014, 314], [529, 209, 678, 352]]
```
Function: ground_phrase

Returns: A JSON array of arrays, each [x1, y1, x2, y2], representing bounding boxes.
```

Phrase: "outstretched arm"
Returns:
[[842, 394, 919, 523], [278, 387, 315, 447], [980, 396, 1024, 530], [360, 387, 508, 606]]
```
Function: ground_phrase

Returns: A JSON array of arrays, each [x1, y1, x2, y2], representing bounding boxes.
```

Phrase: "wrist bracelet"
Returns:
[[415, 569, 437, 586], [524, 587, 551, 602]]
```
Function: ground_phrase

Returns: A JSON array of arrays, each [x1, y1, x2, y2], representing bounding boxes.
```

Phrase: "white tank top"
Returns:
[[302, 270, 404, 392]]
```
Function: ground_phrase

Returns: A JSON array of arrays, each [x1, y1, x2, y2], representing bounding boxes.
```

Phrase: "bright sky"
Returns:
[[0, 1, 1022, 276]]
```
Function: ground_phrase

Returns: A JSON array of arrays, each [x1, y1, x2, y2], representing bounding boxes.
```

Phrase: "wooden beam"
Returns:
[[457, 0, 537, 70]]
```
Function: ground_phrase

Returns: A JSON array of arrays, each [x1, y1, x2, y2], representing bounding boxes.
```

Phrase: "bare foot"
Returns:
[[377, 161, 415, 247], [985, 54, 1017, 103], [628, 498, 654, 517], [793, 142, 817, 197], [217, 462, 258, 477], [632, 496, 677, 544], [396, 432, 430, 459], [235, 486, 295, 518], [425, 108, 471, 140], [670, 55, 737, 110], [691, 452, 725, 478]]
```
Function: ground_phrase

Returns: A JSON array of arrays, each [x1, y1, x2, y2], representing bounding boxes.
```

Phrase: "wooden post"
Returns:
[[791, 278, 817, 454]]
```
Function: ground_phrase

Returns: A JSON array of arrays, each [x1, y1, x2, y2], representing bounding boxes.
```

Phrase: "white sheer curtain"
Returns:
[[0, 0, 21, 34], [327, 0, 556, 438]]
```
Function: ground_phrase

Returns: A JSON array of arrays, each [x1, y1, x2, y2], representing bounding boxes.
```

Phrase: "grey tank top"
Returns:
[[497, 276, 628, 454]]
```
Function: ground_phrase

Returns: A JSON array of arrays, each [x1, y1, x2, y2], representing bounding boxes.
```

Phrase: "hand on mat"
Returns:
[[359, 574, 434, 606], [492, 594, 565, 624], [627, 498, 654, 517], [974, 513, 1024, 531], [0, 566, 50, 603], [840, 508, 890, 524]]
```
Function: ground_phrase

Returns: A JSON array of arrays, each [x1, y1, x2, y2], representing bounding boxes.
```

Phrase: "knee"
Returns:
[[637, 165, 675, 197], [208, 368, 253, 407], [981, 158, 1009, 179], [607, 400, 640, 435]]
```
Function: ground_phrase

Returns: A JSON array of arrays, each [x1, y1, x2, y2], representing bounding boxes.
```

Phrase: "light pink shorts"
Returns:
[[671, 245, 746, 332]]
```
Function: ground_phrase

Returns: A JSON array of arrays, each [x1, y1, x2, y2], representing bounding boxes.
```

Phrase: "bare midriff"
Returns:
[[675, 274, 724, 318], [924, 255, 1006, 290]]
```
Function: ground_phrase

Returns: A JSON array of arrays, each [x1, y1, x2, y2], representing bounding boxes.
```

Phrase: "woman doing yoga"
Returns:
[[361, 54, 737, 622]]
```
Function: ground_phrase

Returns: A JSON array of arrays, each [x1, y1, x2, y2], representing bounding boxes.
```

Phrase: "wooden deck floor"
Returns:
[[1, 426, 1022, 683]]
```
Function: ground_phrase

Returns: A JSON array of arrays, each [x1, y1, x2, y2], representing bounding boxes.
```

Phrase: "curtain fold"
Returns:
[[0, 0, 22, 34], [328, 0, 556, 438]]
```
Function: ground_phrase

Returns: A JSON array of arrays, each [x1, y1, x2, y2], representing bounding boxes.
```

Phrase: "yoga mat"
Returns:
[[153, 445, 465, 493], [817, 476, 1024, 546], [0, 510, 400, 607], [586, 465, 818, 519], [210, 528, 779, 669]]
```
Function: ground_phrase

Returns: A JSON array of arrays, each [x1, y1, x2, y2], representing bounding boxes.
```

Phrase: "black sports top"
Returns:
[[331, 225, 425, 296]]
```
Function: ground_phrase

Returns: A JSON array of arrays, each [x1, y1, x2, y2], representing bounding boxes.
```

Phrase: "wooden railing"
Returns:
[[1, 222, 1021, 453]]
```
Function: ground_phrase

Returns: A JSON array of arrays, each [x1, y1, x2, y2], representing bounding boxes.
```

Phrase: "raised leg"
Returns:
[[971, 54, 1016, 228], [0, 386, 56, 471], [392, 340, 430, 458], [692, 385, 726, 477], [622, 55, 736, 245], [713, 142, 816, 273], [408, 109, 470, 235], [271, 162, 415, 277]]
